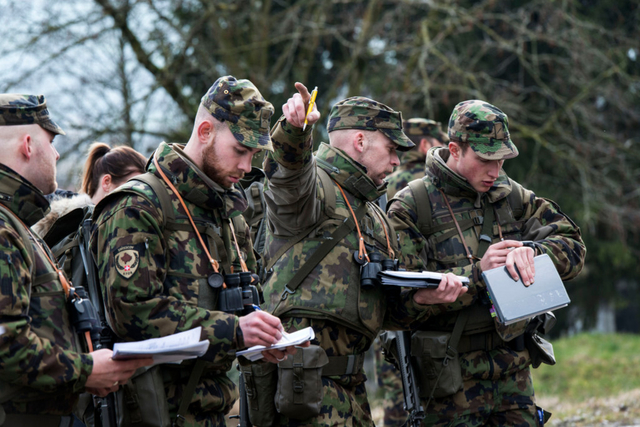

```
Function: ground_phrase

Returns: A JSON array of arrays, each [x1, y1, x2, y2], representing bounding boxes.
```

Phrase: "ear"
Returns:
[[448, 142, 461, 160], [197, 119, 215, 145], [419, 138, 430, 154], [101, 174, 112, 193], [18, 134, 33, 161], [353, 131, 366, 154]]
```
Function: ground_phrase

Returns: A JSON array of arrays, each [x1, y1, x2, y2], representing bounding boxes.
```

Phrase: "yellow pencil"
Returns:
[[303, 86, 318, 131]]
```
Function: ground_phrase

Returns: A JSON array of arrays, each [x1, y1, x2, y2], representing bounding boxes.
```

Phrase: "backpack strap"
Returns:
[[263, 167, 338, 274], [0, 205, 36, 287], [408, 179, 433, 236], [506, 178, 524, 220], [131, 172, 176, 229]]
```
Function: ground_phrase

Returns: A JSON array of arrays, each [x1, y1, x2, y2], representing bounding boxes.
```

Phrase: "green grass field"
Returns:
[[533, 332, 640, 400]]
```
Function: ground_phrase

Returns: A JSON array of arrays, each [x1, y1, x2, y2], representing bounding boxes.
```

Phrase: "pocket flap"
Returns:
[[278, 345, 329, 369], [411, 331, 451, 359]]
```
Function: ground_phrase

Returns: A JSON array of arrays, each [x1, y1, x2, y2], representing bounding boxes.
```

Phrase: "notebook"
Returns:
[[482, 254, 571, 325]]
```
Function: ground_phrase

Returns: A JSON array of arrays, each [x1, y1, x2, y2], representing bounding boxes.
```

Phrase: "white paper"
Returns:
[[382, 270, 469, 283], [112, 327, 210, 365], [237, 326, 315, 362], [0, 325, 5, 335]]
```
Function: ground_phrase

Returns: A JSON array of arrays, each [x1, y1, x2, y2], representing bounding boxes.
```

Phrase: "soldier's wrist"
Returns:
[[235, 323, 245, 350]]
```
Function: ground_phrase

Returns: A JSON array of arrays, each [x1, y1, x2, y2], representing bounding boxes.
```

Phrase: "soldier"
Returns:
[[91, 77, 299, 426], [376, 117, 449, 427], [387, 100, 587, 426], [386, 118, 448, 199], [258, 83, 468, 427], [0, 94, 151, 426]]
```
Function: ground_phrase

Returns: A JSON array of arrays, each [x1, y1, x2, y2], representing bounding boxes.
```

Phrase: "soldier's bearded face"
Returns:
[[359, 132, 400, 186], [202, 123, 256, 188], [452, 145, 504, 193], [30, 126, 59, 195]]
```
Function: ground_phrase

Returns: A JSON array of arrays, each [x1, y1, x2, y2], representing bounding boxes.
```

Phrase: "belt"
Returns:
[[322, 354, 365, 376], [2, 414, 73, 427], [457, 331, 525, 353]]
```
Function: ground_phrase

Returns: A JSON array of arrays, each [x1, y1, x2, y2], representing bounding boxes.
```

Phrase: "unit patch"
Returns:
[[114, 245, 140, 279]]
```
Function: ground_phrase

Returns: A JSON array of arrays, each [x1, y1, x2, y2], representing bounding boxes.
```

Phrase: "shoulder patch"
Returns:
[[114, 245, 140, 279]]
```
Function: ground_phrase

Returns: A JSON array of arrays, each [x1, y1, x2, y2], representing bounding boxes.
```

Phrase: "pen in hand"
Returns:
[[303, 86, 318, 131]]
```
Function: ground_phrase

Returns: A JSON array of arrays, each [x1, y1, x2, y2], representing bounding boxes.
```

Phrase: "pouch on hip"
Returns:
[[275, 345, 328, 420], [239, 359, 278, 427], [115, 365, 171, 427], [411, 331, 463, 399]]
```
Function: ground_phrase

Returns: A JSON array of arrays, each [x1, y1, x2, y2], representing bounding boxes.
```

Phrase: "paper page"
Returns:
[[237, 326, 315, 361], [0, 325, 5, 335], [112, 327, 210, 365]]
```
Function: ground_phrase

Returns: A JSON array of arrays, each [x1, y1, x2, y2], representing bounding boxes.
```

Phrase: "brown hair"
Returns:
[[81, 142, 147, 197]]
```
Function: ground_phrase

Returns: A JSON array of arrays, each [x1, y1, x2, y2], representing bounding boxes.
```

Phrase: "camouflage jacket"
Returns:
[[386, 149, 426, 199], [91, 142, 255, 415], [261, 117, 437, 357], [0, 164, 92, 415], [387, 147, 586, 337]]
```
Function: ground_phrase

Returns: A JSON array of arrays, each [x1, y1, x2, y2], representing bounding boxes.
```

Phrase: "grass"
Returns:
[[533, 332, 640, 400]]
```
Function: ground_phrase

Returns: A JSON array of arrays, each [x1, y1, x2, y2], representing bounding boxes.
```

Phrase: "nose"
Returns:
[[239, 153, 253, 173], [390, 151, 400, 167], [54, 146, 60, 161], [488, 160, 502, 178]]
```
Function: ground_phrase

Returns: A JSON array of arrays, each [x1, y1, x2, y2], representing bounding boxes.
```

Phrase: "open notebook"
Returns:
[[482, 254, 571, 325]]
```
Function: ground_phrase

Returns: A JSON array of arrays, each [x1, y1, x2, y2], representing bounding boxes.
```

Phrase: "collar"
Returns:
[[315, 143, 387, 202], [0, 164, 50, 226], [425, 146, 512, 204], [149, 142, 248, 219]]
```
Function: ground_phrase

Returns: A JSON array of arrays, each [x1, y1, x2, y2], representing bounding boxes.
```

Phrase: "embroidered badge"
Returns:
[[114, 245, 140, 279]]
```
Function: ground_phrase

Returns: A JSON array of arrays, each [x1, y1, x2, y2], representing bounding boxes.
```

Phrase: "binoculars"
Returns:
[[68, 285, 102, 348], [356, 251, 398, 288], [218, 272, 262, 314]]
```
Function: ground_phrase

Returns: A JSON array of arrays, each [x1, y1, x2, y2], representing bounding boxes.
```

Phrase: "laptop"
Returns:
[[482, 254, 571, 325]]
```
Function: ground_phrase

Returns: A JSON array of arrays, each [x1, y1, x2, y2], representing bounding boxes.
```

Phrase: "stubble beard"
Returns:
[[202, 140, 243, 189]]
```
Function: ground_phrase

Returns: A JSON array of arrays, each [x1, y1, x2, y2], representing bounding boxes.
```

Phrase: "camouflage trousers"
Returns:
[[276, 376, 374, 427], [421, 348, 538, 427], [165, 373, 237, 427], [372, 337, 407, 427]]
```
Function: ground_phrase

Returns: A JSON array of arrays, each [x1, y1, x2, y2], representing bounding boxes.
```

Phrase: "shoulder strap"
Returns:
[[408, 179, 433, 236], [131, 172, 176, 227], [277, 202, 368, 303], [263, 167, 338, 274], [0, 205, 36, 285], [506, 178, 524, 220]]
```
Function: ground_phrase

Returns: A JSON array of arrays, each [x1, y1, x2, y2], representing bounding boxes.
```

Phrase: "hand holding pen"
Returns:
[[282, 82, 321, 129]]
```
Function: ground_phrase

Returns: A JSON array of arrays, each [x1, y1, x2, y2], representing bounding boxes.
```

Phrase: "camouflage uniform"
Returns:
[[0, 96, 93, 422], [387, 100, 586, 426], [91, 77, 273, 427], [262, 97, 442, 426], [378, 118, 449, 426], [386, 119, 448, 199]]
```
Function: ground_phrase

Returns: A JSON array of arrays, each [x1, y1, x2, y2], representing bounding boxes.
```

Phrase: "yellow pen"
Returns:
[[303, 86, 318, 131]]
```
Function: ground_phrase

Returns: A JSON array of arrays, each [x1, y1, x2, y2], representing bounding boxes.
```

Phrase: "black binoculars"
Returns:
[[218, 272, 262, 314], [68, 285, 102, 347], [358, 251, 399, 288]]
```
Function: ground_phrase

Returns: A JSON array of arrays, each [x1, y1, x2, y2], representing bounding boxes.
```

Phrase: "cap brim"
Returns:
[[378, 128, 415, 152], [473, 140, 519, 160], [40, 119, 66, 136], [228, 122, 273, 151]]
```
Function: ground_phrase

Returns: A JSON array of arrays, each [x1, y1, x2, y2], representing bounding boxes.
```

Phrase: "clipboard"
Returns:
[[482, 254, 570, 325]]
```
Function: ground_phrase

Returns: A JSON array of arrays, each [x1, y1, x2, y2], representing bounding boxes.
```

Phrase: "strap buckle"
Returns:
[[280, 286, 295, 301], [479, 234, 492, 243]]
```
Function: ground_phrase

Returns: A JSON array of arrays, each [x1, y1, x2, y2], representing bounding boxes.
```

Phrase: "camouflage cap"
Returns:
[[327, 96, 414, 151], [201, 76, 275, 151], [448, 99, 518, 160], [0, 94, 65, 135], [403, 118, 449, 144]]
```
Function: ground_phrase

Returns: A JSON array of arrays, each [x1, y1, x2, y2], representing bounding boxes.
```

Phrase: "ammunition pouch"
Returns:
[[239, 360, 278, 427], [411, 331, 463, 399], [115, 366, 170, 427], [525, 312, 557, 369], [275, 345, 328, 420]]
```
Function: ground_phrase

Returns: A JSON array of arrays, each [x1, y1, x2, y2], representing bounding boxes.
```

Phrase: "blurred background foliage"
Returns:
[[1, 0, 639, 335]]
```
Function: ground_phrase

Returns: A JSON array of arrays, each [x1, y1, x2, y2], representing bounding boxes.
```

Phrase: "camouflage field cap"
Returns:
[[448, 100, 518, 160], [0, 94, 65, 135], [327, 96, 414, 151], [201, 76, 275, 151], [403, 118, 449, 144]]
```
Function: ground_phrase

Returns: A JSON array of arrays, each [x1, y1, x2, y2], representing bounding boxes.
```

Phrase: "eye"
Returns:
[[234, 147, 248, 155]]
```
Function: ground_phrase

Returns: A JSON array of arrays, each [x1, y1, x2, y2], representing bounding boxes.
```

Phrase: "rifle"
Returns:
[[381, 330, 424, 427], [78, 218, 117, 427]]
